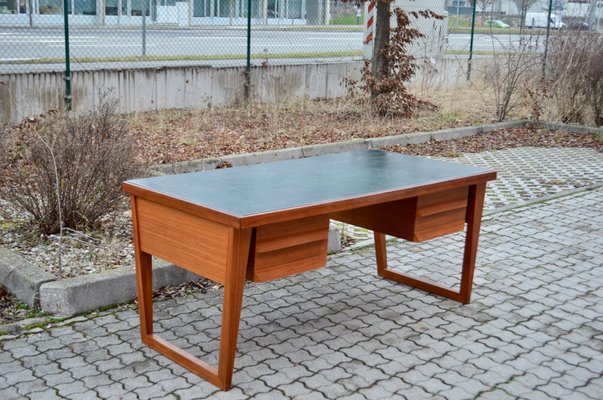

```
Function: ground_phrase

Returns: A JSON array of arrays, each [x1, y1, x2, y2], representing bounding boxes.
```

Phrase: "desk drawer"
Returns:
[[247, 216, 330, 282], [332, 187, 469, 242]]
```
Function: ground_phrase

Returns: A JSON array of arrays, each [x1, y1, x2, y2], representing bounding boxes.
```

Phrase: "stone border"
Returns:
[[39, 261, 198, 317], [2, 119, 596, 317], [538, 121, 603, 135], [0, 246, 55, 308]]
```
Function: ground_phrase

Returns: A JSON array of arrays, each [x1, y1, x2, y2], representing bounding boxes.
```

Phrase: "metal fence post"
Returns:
[[142, 0, 148, 57], [62, 0, 72, 111], [543, 0, 554, 79], [244, 0, 252, 104], [466, 0, 477, 81]]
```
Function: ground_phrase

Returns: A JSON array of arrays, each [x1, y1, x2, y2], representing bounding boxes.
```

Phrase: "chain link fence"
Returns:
[[2, 1, 601, 73], [3, 0, 600, 118], [1, 0, 371, 74]]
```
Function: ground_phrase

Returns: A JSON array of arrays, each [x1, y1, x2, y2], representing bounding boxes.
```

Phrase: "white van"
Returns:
[[525, 13, 565, 29]]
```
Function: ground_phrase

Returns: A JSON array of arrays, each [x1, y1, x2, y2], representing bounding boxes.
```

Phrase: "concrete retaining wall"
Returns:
[[0, 57, 492, 125], [0, 62, 361, 124]]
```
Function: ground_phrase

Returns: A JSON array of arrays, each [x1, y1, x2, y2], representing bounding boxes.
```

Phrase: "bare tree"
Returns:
[[477, 0, 498, 24], [514, 0, 538, 28], [586, 0, 598, 27], [372, 0, 391, 84], [347, 0, 442, 90]]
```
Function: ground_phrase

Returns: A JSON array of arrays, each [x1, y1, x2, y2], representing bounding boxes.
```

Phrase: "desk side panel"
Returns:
[[135, 198, 230, 284]]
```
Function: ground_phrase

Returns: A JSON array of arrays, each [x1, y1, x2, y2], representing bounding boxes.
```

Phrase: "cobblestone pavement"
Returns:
[[1, 183, 602, 399]]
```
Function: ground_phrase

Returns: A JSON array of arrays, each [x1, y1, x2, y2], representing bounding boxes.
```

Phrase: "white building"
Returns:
[[0, 0, 332, 26]]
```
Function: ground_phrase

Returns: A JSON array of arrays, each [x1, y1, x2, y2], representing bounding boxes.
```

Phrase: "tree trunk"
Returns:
[[587, 0, 597, 28], [372, 0, 391, 85]]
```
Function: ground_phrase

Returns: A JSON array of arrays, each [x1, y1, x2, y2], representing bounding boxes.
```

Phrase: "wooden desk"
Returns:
[[123, 150, 496, 390]]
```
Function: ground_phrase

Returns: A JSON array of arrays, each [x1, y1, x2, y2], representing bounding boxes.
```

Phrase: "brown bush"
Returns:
[[479, 34, 542, 122], [546, 33, 603, 126], [0, 97, 143, 235], [351, 7, 441, 117]]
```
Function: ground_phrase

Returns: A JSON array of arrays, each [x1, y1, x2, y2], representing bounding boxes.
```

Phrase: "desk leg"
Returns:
[[218, 228, 252, 389], [131, 197, 154, 338], [131, 197, 251, 390], [374, 183, 486, 304], [135, 251, 154, 337]]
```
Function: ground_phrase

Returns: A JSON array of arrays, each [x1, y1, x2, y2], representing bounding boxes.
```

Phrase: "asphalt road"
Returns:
[[0, 27, 531, 72], [0, 27, 364, 61]]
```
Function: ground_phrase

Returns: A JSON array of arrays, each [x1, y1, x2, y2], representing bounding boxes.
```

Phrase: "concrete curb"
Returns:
[[38, 261, 200, 317], [0, 246, 56, 307], [537, 121, 603, 135]]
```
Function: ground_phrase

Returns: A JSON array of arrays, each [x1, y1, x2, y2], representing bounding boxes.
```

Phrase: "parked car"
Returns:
[[569, 21, 589, 31], [525, 13, 565, 29], [484, 20, 510, 29]]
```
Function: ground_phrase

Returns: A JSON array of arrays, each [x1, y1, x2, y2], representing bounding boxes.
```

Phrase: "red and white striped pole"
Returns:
[[363, 1, 376, 60]]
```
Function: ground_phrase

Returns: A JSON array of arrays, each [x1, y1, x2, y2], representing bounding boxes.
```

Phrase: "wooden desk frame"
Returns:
[[125, 154, 494, 391]]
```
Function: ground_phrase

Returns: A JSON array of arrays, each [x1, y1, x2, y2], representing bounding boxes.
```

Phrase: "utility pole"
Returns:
[[62, 0, 72, 111]]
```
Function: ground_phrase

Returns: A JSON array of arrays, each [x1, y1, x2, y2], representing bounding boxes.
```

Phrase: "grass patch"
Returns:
[[23, 316, 64, 331], [444, 49, 516, 56], [449, 27, 523, 34], [330, 14, 363, 26]]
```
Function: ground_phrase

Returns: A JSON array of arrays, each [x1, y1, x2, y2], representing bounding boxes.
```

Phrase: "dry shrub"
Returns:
[[0, 97, 142, 235], [546, 33, 603, 126], [480, 35, 541, 122]]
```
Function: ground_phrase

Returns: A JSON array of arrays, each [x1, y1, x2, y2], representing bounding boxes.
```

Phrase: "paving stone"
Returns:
[[134, 383, 165, 399], [26, 388, 63, 399], [82, 348, 112, 363], [173, 386, 220, 399], [476, 388, 516, 400], [58, 355, 88, 370], [534, 381, 575, 398], [337, 394, 367, 400], [108, 393, 139, 400], [119, 375, 154, 392], [253, 391, 289, 400], [159, 376, 192, 393], [77, 373, 113, 390], [4, 368, 37, 387], [55, 380, 89, 397], [237, 378, 273, 396], [15, 378, 47, 396], [279, 381, 313, 398], [67, 390, 101, 400], [357, 383, 398, 399], [438, 386, 474, 400]]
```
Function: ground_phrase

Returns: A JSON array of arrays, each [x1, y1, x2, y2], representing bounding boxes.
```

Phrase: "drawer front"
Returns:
[[411, 187, 468, 242], [332, 186, 469, 242], [247, 216, 330, 282]]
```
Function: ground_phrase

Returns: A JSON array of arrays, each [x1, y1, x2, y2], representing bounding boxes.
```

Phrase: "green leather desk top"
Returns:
[[124, 150, 496, 220]]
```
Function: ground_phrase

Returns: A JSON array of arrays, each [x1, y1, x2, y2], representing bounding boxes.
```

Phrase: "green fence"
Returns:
[[0, 0, 366, 74]]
